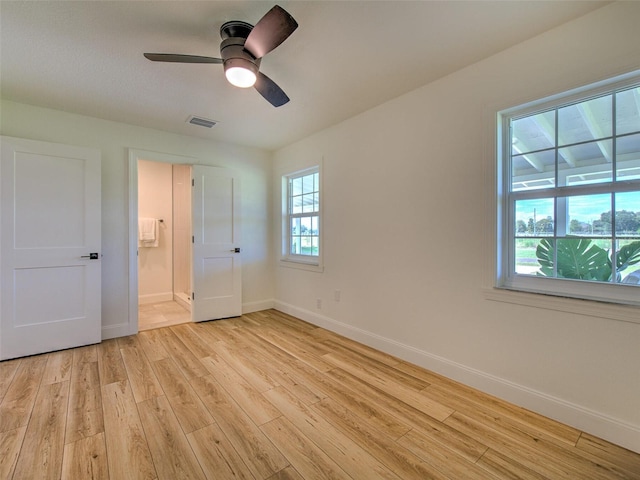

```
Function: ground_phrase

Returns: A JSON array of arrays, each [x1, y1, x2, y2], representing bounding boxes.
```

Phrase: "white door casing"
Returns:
[[0, 136, 101, 360], [191, 165, 241, 322]]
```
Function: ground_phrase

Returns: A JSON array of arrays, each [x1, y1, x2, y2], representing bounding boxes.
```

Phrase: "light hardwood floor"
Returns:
[[138, 300, 191, 331], [1, 309, 639, 479]]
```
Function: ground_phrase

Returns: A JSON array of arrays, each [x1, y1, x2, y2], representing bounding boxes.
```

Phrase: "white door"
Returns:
[[0, 136, 101, 360], [191, 165, 241, 322]]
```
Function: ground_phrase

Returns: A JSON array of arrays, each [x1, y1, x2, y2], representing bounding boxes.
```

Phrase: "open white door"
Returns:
[[0, 136, 101, 360], [191, 165, 241, 322]]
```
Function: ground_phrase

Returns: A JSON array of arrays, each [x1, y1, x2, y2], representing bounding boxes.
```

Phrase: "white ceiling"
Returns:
[[1, 1, 609, 151]]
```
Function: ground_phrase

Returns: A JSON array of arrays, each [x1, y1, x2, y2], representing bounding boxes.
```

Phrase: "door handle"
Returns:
[[81, 253, 99, 259], [230, 248, 241, 253]]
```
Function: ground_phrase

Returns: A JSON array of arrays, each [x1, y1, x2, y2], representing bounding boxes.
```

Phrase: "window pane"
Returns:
[[291, 217, 301, 235], [555, 238, 612, 282], [558, 95, 612, 146], [291, 237, 300, 254], [515, 198, 554, 236], [301, 216, 312, 234], [511, 111, 555, 155], [511, 150, 555, 191], [302, 193, 315, 213], [616, 133, 640, 181], [534, 237, 613, 281], [566, 194, 611, 236], [302, 174, 314, 194], [291, 177, 302, 196], [615, 192, 640, 236], [616, 87, 640, 136], [515, 238, 541, 275], [300, 236, 314, 255], [311, 215, 318, 234], [291, 194, 303, 214], [560, 140, 612, 186], [617, 239, 640, 284]]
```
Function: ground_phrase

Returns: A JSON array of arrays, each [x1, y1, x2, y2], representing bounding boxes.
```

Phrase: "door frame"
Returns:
[[127, 149, 196, 336]]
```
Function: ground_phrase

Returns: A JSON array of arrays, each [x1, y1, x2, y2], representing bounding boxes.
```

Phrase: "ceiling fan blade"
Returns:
[[144, 53, 222, 64], [254, 71, 289, 107], [244, 5, 298, 59]]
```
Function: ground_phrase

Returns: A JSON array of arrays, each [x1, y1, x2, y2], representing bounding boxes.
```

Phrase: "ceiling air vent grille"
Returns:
[[187, 116, 217, 128]]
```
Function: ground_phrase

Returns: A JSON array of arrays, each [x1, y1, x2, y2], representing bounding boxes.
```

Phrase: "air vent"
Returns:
[[187, 116, 217, 128]]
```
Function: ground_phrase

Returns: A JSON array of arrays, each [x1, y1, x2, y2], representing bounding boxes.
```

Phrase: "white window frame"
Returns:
[[497, 71, 640, 307], [280, 165, 323, 271]]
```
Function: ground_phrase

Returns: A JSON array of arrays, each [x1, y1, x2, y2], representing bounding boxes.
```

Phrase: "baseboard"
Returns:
[[174, 292, 191, 311], [243, 298, 275, 314], [138, 292, 173, 304], [274, 301, 640, 454]]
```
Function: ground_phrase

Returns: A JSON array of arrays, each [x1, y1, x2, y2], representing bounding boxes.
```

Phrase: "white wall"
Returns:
[[0, 101, 275, 337], [273, 2, 640, 452], [138, 159, 173, 303]]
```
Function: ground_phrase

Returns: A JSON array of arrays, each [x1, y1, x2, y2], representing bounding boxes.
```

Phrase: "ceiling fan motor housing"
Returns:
[[220, 37, 261, 75], [219, 21, 261, 78]]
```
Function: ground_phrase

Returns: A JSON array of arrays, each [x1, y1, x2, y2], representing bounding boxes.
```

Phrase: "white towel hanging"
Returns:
[[138, 217, 159, 247]]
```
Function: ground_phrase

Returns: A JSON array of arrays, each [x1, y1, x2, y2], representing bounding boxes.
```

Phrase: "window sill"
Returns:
[[279, 258, 324, 273], [484, 287, 640, 325]]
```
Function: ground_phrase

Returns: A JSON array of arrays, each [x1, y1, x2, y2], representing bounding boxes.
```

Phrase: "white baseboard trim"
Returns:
[[243, 299, 275, 314], [274, 301, 640, 454], [138, 292, 173, 304]]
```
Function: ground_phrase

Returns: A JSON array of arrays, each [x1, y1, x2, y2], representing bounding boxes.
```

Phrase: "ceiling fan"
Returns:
[[144, 5, 298, 107]]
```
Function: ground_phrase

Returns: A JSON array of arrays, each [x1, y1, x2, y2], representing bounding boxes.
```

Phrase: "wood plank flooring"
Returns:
[[138, 301, 191, 331], [1, 309, 639, 479]]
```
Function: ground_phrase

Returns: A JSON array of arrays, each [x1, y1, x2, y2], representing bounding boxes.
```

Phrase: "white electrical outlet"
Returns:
[[334, 290, 341, 302], [316, 298, 322, 309]]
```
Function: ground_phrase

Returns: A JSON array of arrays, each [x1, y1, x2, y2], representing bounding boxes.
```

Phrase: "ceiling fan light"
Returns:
[[225, 66, 257, 88]]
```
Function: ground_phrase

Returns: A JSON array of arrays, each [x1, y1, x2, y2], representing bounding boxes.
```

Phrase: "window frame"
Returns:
[[497, 71, 640, 307], [280, 165, 323, 271]]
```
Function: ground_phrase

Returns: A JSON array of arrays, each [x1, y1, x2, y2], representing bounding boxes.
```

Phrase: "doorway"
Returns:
[[128, 149, 242, 337], [137, 159, 192, 330]]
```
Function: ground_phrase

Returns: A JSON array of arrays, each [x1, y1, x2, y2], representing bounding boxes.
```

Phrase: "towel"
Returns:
[[138, 217, 159, 247]]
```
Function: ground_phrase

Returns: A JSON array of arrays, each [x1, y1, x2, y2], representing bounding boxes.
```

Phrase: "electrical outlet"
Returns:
[[334, 290, 341, 302], [316, 298, 322, 309]]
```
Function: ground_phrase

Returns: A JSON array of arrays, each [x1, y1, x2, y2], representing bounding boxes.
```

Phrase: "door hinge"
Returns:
[[192, 178, 195, 187], [192, 235, 194, 243], [192, 292, 195, 300]]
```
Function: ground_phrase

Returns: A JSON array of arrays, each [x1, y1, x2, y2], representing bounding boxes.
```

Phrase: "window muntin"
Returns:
[[286, 168, 320, 260], [501, 80, 640, 303]]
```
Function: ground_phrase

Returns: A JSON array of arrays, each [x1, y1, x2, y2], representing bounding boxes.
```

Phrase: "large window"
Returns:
[[498, 74, 640, 305], [284, 167, 320, 264]]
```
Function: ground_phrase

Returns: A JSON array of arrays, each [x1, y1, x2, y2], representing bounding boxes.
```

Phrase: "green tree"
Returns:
[[527, 218, 535, 234], [569, 219, 583, 234], [536, 216, 554, 233], [615, 210, 639, 234]]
